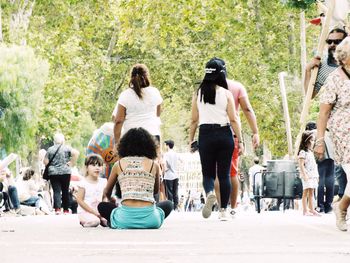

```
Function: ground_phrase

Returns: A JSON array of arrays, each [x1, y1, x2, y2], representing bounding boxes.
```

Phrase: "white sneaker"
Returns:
[[202, 192, 216, 219], [218, 208, 229, 221]]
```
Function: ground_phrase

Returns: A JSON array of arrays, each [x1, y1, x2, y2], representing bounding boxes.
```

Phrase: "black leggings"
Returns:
[[97, 200, 173, 226]]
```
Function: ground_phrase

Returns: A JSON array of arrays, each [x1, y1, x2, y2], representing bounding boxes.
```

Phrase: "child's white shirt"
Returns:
[[77, 177, 107, 213]]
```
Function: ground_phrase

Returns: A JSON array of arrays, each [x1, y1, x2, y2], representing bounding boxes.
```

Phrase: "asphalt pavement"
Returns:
[[0, 209, 349, 263]]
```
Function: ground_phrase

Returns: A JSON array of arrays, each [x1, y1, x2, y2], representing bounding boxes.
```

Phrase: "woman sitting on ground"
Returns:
[[17, 168, 50, 214], [98, 127, 173, 229]]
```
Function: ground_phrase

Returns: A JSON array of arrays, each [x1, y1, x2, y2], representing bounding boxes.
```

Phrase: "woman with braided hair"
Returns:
[[113, 64, 163, 146]]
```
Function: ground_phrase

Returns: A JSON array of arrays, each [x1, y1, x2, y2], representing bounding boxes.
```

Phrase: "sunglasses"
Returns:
[[326, 39, 342, 45]]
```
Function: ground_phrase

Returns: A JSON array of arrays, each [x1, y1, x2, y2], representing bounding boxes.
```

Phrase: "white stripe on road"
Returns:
[[30, 241, 193, 246]]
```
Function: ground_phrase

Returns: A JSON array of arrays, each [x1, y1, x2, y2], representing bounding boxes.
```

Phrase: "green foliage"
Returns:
[[285, 0, 316, 10], [0, 0, 323, 162], [0, 44, 49, 155]]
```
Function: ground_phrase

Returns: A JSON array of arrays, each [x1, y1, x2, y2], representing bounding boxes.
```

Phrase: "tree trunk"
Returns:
[[106, 18, 120, 59], [9, 0, 36, 45], [252, 0, 267, 52]]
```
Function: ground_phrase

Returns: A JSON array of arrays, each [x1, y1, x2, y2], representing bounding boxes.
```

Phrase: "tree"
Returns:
[[0, 44, 49, 155]]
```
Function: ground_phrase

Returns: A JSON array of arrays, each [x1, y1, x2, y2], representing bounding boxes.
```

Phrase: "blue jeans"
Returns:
[[164, 178, 179, 209], [335, 165, 347, 198], [198, 125, 234, 209], [8, 186, 20, 209], [21, 196, 40, 208], [317, 159, 335, 212]]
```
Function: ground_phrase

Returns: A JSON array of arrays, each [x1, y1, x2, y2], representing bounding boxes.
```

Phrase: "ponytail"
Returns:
[[129, 64, 151, 99]]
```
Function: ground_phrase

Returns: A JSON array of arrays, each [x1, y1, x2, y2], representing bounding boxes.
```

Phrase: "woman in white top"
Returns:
[[113, 64, 163, 146], [189, 58, 243, 221]]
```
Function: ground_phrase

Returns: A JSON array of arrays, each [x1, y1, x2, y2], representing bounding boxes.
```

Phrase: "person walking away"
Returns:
[[98, 128, 173, 229], [189, 57, 244, 221], [76, 154, 107, 227], [44, 133, 79, 215], [314, 36, 350, 231], [212, 58, 260, 217], [113, 63, 163, 147], [163, 140, 180, 210]]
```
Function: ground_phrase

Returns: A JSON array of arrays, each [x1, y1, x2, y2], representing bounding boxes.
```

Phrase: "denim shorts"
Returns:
[[110, 204, 165, 229]]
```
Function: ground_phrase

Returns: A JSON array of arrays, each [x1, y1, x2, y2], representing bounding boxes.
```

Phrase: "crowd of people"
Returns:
[[1, 28, 350, 231]]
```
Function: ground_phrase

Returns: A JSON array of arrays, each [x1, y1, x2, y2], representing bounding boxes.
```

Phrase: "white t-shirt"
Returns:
[[113, 86, 163, 136], [248, 164, 264, 187], [164, 150, 179, 180], [77, 177, 107, 213], [16, 179, 39, 202], [197, 87, 229, 125]]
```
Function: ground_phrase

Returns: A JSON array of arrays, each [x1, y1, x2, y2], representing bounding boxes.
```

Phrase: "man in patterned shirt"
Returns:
[[304, 28, 347, 98]]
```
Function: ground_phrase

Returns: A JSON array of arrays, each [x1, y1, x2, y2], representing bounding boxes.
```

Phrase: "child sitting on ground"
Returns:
[[98, 127, 173, 229], [76, 154, 107, 227]]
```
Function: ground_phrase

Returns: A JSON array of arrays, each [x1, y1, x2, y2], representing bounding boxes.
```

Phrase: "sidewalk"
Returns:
[[0, 210, 349, 263]]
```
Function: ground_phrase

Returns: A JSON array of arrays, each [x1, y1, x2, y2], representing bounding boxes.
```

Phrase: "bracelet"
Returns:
[[315, 137, 324, 143], [314, 141, 324, 147]]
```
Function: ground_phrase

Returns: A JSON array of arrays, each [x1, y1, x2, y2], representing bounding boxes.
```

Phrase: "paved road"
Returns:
[[0, 210, 349, 263]]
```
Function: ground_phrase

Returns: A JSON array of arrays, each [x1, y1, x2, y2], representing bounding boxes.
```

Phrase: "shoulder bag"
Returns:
[[43, 145, 62, 181]]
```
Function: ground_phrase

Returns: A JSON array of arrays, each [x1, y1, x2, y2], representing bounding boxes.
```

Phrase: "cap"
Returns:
[[203, 57, 227, 81]]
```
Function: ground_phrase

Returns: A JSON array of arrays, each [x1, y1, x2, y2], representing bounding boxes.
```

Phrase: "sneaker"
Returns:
[[333, 202, 348, 231], [218, 208, 229, 221], [63, 210, 70, 215], [55, 208, 61, 215], [202, 192, 216, 219], [229, 208, 236, 218]]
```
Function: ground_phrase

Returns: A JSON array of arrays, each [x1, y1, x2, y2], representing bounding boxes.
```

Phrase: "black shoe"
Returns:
[[325, 206, 333, 214], [315, 207, 324, 213]]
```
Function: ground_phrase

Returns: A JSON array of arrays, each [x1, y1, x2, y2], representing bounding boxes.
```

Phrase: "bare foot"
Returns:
[[311, 210, 322, 217], [303, 211, 313, 216]]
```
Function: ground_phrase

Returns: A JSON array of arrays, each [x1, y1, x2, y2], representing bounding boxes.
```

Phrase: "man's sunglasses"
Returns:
[[326, 39, 343, 45]]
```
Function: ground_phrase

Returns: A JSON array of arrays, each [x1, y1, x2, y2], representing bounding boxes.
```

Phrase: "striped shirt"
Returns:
[[314, 60, 338, 94]]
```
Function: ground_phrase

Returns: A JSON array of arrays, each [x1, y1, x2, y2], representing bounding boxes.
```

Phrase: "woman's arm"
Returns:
[[314, 103, 332, 159], [156, 104, 161, 117], [113, 104, 126, 146], [226, 91, 244, 154], [103, 162, 119, 202], [189, 93, 199, 146], [239, 96, 259, 149]]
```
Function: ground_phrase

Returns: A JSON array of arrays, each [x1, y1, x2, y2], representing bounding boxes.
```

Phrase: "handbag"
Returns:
[[43, 145, 62, 181]]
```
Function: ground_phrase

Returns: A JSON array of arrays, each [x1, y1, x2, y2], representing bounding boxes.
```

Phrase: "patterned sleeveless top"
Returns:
[[118, 157, 155, 203]]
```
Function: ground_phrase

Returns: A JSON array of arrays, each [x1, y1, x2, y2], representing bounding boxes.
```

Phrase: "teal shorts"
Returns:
[[110, 204, 165, 229]]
